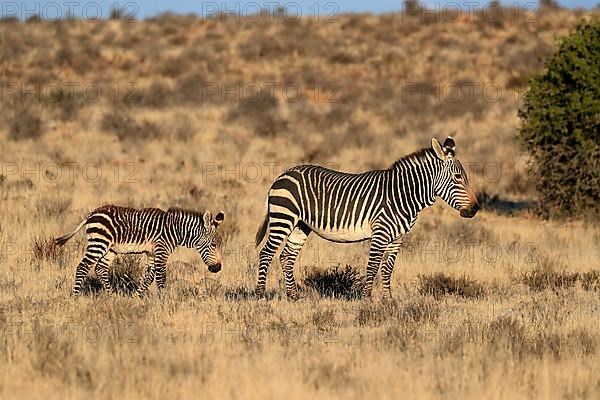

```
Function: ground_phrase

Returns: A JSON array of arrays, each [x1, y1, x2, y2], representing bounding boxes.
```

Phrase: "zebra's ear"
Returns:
[[443, 136, 456, 156], [214, 211, 225, 226], [432, 138, 446, 160], [203, 210, 212, 228]]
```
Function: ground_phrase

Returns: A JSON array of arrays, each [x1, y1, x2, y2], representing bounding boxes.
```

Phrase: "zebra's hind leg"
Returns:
[[256, 215, 296, 298], [154, 247, 170, 292], [362, 231, 391, 299], [279, 223, 311, 301], [381, 238, 402, 300], [95, 251, 116, 295], [72, 246, 108, 296]]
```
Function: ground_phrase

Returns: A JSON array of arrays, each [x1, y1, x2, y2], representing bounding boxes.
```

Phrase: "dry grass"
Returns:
[[0, 8, 599, 400]]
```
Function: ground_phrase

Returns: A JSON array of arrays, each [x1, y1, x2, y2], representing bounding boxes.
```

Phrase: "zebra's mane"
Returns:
[[167, 207, 205, 218], [389, 147, 435, 170]]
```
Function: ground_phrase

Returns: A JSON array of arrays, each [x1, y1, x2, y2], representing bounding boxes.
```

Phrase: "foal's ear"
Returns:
[[432, 138, 445, 160], [203, 211, 212, 228], [432, 136, 456, 160], [214, 211, 225, 227]]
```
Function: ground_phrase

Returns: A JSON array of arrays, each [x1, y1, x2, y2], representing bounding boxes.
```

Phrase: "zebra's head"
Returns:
[[197, 211, 225, 273], [431, 137, 479, 218]]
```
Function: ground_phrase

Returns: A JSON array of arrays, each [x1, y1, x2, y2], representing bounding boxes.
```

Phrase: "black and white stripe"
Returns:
[[255, 137, 478, 300], [55, 205, 225, 296]]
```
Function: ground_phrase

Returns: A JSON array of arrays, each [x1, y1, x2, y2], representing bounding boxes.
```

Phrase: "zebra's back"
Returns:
[[270, 165, 389, 242], [85, 205, 168, 249]]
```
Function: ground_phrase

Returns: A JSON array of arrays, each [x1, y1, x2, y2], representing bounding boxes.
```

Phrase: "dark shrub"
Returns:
[[303, 265, 364, 300], [518, 20, 600, 218]]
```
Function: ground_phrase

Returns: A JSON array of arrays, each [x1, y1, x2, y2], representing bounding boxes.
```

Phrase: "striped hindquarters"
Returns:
[[267, 166, 387, 242]]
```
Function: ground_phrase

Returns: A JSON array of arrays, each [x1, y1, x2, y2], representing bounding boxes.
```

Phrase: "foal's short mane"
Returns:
[[167, 207, 205, 218], [389, 147, 435, 170]]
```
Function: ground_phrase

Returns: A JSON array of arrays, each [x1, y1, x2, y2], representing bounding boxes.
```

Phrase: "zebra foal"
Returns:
[[55, 205, 225, 296], [255, 137, 479, 300]]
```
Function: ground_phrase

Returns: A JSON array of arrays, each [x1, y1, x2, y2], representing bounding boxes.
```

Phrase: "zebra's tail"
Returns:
[[54, 219, 86, 247], [255, 213, 269, 248]]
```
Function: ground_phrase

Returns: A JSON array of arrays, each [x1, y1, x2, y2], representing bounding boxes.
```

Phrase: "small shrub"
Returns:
[[520, 259, 579, 292], [518, 20, 600, 218], [140, 82, 173, 108], [226, 92, 288, 137], [580, 270, 600, 291], [311, 308, 336, 330], [9, 105, 44, 140], [303, 265, 364, 300], [101, 110, 160, 141], [417, 272, 485, 299]]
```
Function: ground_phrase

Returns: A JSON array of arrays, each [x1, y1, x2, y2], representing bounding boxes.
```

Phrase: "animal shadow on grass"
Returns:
[[80, 255, 141, 296], [302, 265, 365, 301], [477, 191, 535, 216]]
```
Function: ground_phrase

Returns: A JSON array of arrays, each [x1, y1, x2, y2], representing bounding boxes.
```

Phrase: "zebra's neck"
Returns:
[[388, 148, 441, 215], [168, 210, 202, 248]]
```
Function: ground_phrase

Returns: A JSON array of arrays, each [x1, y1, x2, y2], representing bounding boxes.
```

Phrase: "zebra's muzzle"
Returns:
[[208, 263, 222, 273], [460, 202, 479, 218]]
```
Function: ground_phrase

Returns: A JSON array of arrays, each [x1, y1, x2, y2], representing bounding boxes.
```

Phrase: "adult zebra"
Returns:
[[255, 137, 478, 300]]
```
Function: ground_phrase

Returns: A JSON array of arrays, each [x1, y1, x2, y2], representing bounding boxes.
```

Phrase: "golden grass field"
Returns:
[[1, 7, 599, 399]]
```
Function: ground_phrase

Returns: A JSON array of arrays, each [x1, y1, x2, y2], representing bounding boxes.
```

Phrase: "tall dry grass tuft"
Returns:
[[32, 235, 66, 264], [417, 272, 485, 299]]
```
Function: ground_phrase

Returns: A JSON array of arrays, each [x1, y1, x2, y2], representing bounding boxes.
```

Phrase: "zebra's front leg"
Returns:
[[381, 238, 402, 300], [362, 233, 390, 299], [134, 251, 155, 298], [279, 224, 311, 301], [95, 251, 115, 295]]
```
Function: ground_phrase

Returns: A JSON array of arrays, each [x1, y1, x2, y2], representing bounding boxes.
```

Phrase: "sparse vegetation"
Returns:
[[0, 8, 599, 400]]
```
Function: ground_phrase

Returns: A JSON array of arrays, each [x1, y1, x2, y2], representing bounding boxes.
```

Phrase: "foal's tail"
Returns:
[[54, 219, 87, 247]]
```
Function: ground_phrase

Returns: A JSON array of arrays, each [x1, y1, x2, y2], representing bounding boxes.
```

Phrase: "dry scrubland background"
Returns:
[[1, 8, 600, 399]]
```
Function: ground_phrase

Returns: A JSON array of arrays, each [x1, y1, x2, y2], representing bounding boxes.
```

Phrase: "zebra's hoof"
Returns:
[[254, 288, 266, 299], [286, 292, 300, 302]]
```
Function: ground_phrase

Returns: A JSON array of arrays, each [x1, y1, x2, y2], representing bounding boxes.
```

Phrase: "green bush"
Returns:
[[518, 19, 600, 218]]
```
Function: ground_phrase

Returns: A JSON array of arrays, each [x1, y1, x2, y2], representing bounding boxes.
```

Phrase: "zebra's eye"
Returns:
[[454, 174, 462, 180]]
